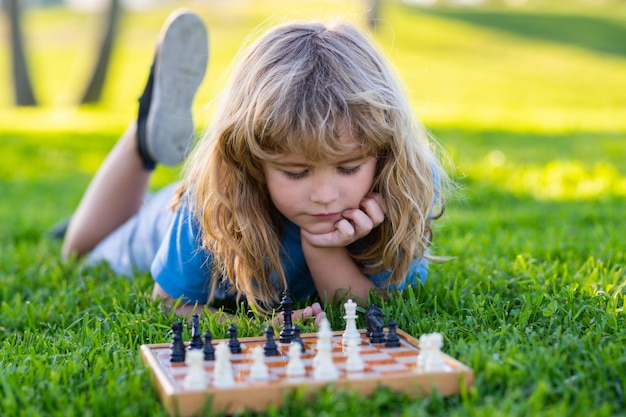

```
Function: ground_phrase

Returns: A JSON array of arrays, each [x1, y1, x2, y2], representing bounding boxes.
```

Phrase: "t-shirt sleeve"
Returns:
[[150, 200, 212, 304], [366, 257, 428, 290]]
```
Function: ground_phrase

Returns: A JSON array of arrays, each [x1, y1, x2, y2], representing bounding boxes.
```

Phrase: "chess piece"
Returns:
[[286, 342, 306, 378], [228, 325, 242, 354], [385, 319, 401, 348], [188, 314, 203, 350], [342, 299, 361, 347], [279, 290, 294, 344], [213, 342, 235, 388], [345, 336, 365, 372], [416, 332, 448, 372], [313, 318, 338, 380], [249, 346, 270, 381], [183, 349, 207, 390], [203, 330, 215, 361], [170, 321, 186, 363], [264, 326, 279, 356], [292, 325, 305, 353], [365, 304, 386, 344]]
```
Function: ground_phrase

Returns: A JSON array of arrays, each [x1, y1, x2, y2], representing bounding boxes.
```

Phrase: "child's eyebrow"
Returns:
[[272, 156, 368, 167]]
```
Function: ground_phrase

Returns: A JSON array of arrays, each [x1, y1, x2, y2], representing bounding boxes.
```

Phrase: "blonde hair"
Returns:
[[180, 20, 447, 313]]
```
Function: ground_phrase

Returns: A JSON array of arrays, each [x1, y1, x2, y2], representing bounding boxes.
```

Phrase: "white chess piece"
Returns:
[[286, 342, 306, 378], [342, 299, 361, 347], [345, 336, 365, 373], [213, 342, 236, 387], [313, 317, 332, 369], [249, 346, 270, 381], [183, 349, 207, 390], [313, 318, 339, 380], [416, 332, 449, 372]]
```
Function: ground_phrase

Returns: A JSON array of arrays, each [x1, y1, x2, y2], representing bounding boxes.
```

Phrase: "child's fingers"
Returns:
[[272, 303, 326, 328], [336, 218, 356, 237], [340, 209, 372, 237], [360, 194, 386, 225], [314, 310, 327, 325], [310, 302, 323, 315], [299, 303, 326, 324]]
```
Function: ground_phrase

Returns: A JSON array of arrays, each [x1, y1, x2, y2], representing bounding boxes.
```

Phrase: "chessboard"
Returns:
[[141, 321, 474, 416]]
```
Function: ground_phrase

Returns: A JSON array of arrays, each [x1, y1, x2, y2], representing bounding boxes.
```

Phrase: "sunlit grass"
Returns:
[[469, 159, 626, 200]]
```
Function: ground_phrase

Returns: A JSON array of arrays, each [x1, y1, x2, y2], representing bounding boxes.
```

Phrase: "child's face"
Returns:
[[261, 139, 377, 236]]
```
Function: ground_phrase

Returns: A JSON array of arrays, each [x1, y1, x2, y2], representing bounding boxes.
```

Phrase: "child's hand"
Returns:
[[298, 302, 327, 325], [273, 302, 327, 327], [302, 193, 386, 248]]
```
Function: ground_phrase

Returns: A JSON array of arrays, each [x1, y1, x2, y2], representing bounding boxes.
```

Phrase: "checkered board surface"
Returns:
[[140, 329, 474, 416]]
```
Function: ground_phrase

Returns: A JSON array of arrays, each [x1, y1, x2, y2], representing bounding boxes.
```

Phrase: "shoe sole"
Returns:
[[146, 10, 208, 166]]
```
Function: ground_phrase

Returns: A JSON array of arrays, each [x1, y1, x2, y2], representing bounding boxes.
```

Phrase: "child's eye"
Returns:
[[283, 170, 308, 180], [338, 165, 362, 175]]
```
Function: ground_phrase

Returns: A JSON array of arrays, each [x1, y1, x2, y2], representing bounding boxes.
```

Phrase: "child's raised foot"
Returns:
[[137, 9, 209, 169]]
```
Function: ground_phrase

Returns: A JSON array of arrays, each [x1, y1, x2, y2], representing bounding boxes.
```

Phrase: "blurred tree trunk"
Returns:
[[80, 0, 121, 104], [366, 0, 381, 30], [6, 0, 37, 106]]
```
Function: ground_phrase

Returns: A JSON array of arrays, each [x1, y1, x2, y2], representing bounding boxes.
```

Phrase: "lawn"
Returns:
[[1, 0, 625, 416]]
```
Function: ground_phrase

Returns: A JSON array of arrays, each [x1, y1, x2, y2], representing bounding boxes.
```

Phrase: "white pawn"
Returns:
[[286, 342, 306, 378], [183, 349, 207, 390], [213, 342, 235, 388], [249, 346, 270, 381], [313, 317, 332, 369], [416, 332, 448, 372], [313, 318, 338, 381], [345, 336, 365, 373], [342, 299, 361, 347]]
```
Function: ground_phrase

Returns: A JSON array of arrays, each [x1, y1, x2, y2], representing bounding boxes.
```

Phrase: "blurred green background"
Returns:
[[2, 0, 625, 234]]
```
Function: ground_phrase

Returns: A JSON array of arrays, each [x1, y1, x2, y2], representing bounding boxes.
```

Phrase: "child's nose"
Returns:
[[309, 175, 339, 205]]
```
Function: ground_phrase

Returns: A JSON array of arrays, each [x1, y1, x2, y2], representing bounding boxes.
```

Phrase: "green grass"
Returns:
[[1, 0, 625, 416]]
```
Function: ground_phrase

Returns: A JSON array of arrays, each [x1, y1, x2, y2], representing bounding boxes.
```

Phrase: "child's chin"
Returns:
[[302, 223, 337, 236]]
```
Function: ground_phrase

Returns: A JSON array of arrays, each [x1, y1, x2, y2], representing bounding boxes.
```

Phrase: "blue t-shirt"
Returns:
[[151, 199, 428, 305]]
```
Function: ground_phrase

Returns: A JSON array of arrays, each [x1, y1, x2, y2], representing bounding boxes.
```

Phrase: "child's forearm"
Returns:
[[301, 240, 374, 306]]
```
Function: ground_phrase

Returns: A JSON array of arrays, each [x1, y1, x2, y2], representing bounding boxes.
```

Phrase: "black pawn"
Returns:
[[228, 325, 242, 354], [292, 325, 305, 354], [203, 330, 215, 361], [264, 326, 279, 356], [279, 290, 294, 344], [188, 314, 203, 350], [385, 319, 401, 348], [169, 322, 186, 363]]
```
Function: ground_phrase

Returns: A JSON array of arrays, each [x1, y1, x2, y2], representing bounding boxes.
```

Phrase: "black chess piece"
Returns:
[[292, 325, 305, 353], [385, 319, 401, 348], [169, 321, 186, 363], [264, 325, 279, 356], [188, 314, 203, 350], [365, 304, 386, 344], [279, 290, 294, 344], [203, 330, 215, 360], [228, 324, 242, 354]]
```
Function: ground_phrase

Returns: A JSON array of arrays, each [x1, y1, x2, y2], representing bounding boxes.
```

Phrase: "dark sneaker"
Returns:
[[137, 10, 208, 168], [48, 216, 71, 240]]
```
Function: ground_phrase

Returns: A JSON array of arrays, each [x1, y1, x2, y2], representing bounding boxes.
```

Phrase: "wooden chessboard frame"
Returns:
[[140, 329, 474, 416]]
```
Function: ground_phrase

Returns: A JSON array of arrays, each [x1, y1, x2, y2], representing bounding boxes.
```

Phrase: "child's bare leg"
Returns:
[[62, 123, 150, 258], [61, 10, 208, 260]]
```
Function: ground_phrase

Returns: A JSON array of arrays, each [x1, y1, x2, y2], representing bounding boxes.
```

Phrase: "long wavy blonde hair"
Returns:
[[178, 20, 447, 313]]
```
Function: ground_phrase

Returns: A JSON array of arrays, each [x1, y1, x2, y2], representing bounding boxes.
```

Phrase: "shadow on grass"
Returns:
[[406, 6, 626, 58]]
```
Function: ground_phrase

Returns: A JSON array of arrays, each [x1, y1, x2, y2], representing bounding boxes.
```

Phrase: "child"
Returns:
[[62, 10, 447, 321]]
